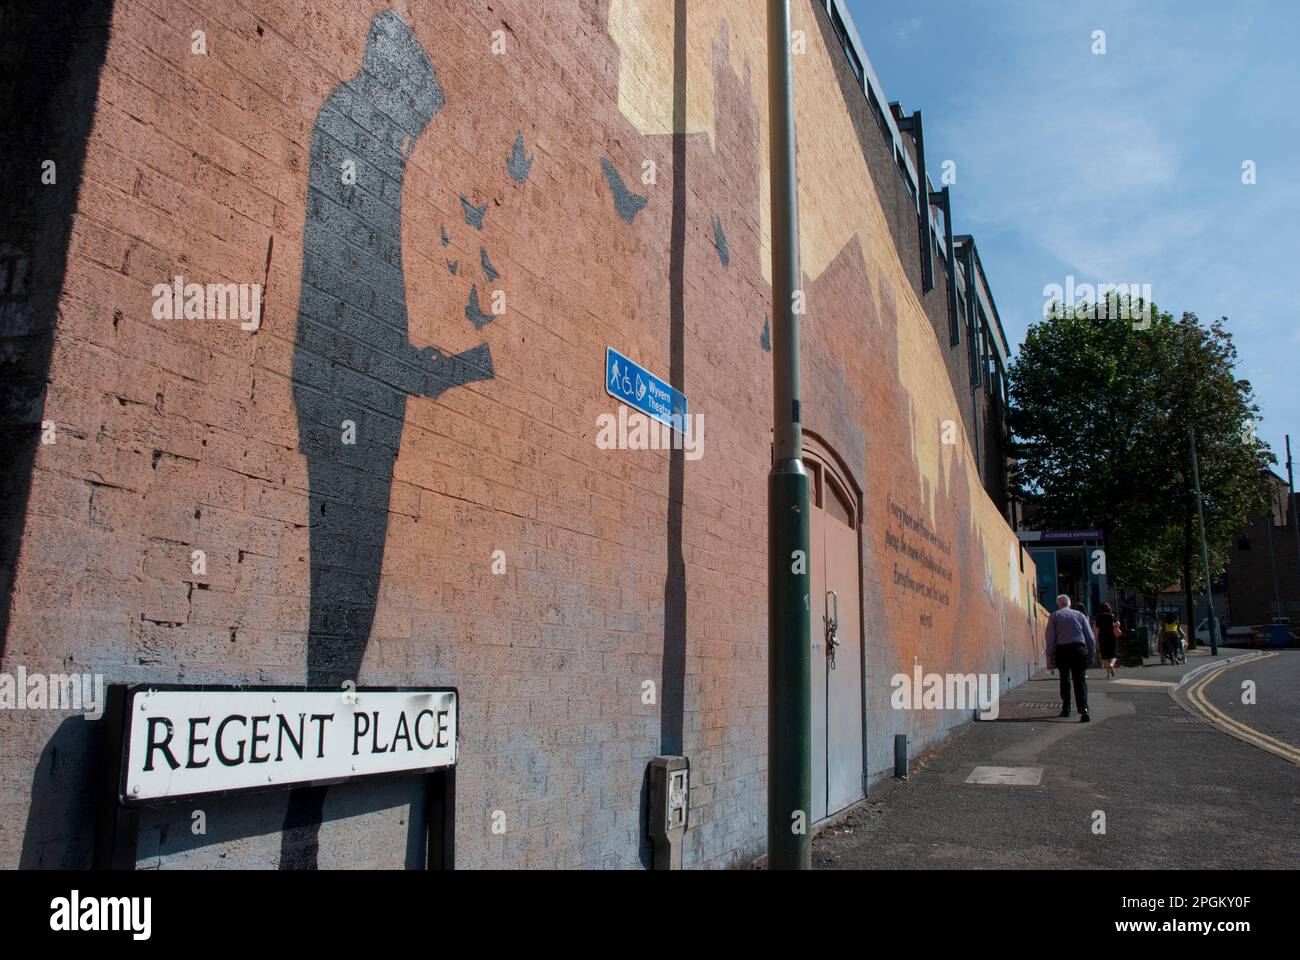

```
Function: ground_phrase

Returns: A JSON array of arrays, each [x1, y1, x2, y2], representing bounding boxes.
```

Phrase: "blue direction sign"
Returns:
[[605, 347, 688, 434]]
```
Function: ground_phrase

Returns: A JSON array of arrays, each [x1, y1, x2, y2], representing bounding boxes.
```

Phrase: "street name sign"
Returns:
[[119, 686, 457, 803]]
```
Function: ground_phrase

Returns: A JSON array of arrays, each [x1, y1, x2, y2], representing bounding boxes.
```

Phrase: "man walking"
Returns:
[[1046, 595, 1096, 722]]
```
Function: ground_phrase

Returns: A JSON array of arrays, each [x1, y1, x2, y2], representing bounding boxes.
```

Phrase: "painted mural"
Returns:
[[604, 0, 1042, 764], [0, 0, 1042, 869]]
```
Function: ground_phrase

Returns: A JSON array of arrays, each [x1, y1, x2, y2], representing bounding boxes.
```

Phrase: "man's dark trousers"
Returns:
[[1056, 643, 1090, 715]]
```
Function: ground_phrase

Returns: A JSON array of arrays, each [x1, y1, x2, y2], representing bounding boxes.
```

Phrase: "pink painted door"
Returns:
[[808, 459, 864, 821]]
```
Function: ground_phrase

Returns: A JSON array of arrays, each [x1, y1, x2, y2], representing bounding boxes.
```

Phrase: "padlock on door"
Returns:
[[824, 589, 840, 669]]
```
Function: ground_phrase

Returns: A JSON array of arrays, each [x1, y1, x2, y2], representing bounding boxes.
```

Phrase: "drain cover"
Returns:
[[1018, 702, 1061, 709], [965, 766, 1044, 785]]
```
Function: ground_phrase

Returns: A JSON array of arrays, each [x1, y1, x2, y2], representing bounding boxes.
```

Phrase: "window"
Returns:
[[896, 147, 915, 198], [867, 82, 891, 139], [970, 304, 985, 384], [953, 293, 965, 347], [983, 326, 993, 390], [830, 3, 864, 87]]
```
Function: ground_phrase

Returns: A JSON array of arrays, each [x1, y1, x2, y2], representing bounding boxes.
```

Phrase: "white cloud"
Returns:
[[896, 18, 922, 41]]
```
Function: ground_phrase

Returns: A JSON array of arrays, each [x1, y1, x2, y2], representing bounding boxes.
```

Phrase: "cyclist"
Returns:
[[1160, 613, 1185, 664]]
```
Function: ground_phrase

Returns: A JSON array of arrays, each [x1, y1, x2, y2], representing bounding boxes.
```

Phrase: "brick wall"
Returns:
[[0, 0, 1040, 869], [1227, 481, 1300, 626]]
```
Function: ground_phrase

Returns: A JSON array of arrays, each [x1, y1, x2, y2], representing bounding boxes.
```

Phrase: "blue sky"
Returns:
[[845, 0, 1300, 471]]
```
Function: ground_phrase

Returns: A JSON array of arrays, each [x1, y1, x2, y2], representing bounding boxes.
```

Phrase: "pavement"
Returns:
[[813, 647, 1300, 869]]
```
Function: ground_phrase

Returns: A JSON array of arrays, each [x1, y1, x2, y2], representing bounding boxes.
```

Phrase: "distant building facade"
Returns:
[[1226, 471, 1300, 626]]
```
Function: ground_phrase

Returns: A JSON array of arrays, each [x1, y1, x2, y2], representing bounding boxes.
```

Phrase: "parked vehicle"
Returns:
[[1195, 618, 1296, 647]]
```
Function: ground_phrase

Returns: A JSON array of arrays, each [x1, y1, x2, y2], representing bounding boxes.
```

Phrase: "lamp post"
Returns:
[[1288, 435, 1300, 583], [1189, 426, 1219, 655], [766, 0, 811, 870], [1266, 482, 1282, 622]]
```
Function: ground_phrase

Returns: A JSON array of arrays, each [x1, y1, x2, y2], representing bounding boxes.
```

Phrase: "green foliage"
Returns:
[[1008, 298, 1274, 599]]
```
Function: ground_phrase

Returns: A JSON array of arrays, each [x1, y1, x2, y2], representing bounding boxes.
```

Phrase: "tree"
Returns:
[[1157, 313, 1273, 636], [1007, 298, 1273, 626]]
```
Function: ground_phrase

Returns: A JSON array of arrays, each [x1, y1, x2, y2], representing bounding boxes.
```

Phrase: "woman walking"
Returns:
[[1096, 603, 1119, 678]]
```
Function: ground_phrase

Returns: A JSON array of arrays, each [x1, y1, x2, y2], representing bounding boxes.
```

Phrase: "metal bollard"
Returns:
[[894, 734, 908, 780]]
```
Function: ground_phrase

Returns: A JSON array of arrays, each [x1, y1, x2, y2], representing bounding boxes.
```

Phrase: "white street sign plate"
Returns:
[[121, 687, 457, 803]]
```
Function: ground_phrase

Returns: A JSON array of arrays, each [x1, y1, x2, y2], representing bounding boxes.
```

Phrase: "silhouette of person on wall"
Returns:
[[281, 10, 493, 869]]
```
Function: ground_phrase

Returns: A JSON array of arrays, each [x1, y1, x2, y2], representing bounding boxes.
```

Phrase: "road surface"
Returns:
[[813, 651, 1299, 869]]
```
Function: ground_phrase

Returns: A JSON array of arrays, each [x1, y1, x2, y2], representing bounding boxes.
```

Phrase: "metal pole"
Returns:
[[1288, 435, 1300, 584], [766, 0, 811, 870], [1266, 483, 1282, 621], [1189, 427, 1219, 655]]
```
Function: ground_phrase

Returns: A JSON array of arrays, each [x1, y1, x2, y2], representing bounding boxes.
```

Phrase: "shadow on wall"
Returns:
[[0, 0, 114, 661], [5, 0, 113, 870], [19, 716, 101, 868], [659, 0, 689, 764], [18, 711, 428, 867], [280, 10, 495, 869], [137, 775, 429, 868]]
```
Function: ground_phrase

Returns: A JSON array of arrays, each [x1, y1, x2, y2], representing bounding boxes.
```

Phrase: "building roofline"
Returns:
[[824, 0, 951, 262], [953, 234, 1010, 366], [825, 0, 1015, 369]]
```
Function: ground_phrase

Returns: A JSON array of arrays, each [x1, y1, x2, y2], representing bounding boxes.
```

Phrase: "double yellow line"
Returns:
[[1182, 653, 1300, 766]]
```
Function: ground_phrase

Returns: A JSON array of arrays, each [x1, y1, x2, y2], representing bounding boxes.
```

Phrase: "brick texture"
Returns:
[[0, 0, 1043, 869]]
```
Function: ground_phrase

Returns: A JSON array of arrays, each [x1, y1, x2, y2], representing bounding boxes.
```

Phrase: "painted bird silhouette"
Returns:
[[712, 214, 729, 268], [464, 285, 493, 330], [600, 157, 647, 225], [506, 130, 534, 183], [460, 194, 487, 230]]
